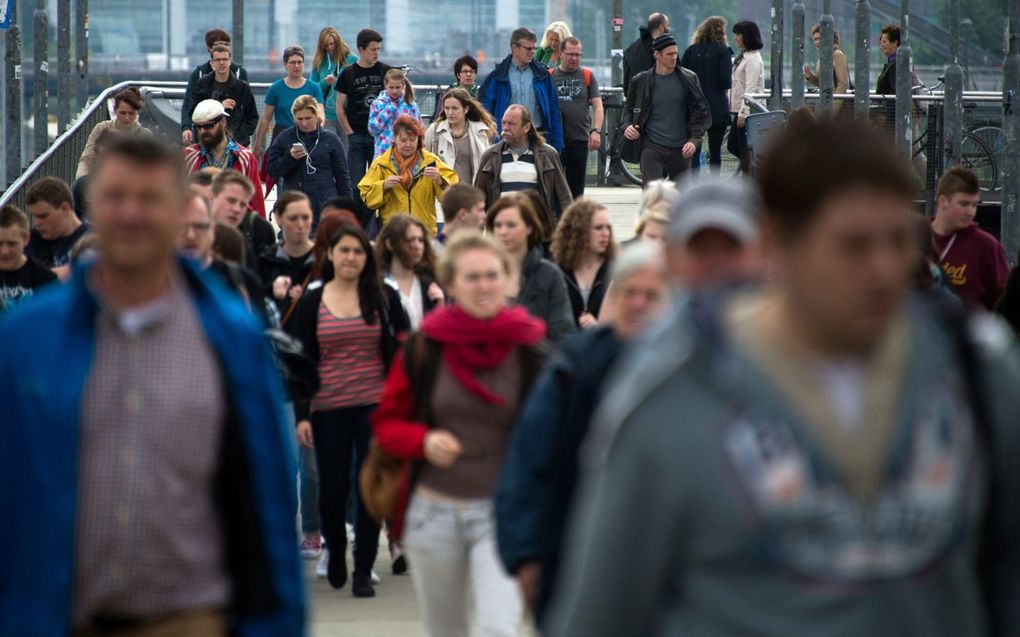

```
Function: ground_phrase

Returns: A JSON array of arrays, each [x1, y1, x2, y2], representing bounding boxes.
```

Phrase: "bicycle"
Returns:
[[596, 101, 642, 187]]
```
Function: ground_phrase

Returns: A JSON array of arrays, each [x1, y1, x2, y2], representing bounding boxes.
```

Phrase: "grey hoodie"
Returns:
[[548, 290, 1020, 637]]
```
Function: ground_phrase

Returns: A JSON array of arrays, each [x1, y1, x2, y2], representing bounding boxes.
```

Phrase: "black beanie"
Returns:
[[652, 34, 677, 51]]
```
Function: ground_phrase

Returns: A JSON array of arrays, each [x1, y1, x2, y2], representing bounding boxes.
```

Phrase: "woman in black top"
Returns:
[[258, 191, 316, 322], [680, 16, 733, 174], [551, 198, 617, 327]]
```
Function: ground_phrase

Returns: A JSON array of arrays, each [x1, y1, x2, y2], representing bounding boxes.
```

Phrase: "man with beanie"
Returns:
[[621, 34, 711, 185]]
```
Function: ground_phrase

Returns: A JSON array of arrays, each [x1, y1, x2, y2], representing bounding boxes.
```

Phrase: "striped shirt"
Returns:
[[499, 146, 539, 196], [311, 303, 385, 411]]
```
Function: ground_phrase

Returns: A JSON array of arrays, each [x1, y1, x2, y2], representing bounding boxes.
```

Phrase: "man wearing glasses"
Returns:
[[189, 44, 259, 147], [481, 27, 564, 152], [551, 37, 603, 198], [183, 99, 267, 218]]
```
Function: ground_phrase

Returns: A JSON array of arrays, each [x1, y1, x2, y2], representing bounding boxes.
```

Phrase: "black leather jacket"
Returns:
[[621, 66, 712, 147]]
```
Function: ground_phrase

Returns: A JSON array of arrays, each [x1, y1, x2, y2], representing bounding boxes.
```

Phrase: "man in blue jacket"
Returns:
[[0, 135, 305, 636], [481, 27, 565, 152]]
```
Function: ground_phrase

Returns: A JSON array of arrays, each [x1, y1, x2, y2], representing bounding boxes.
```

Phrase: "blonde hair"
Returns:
[[634, 202, 670, 235], [291, 95, 324, 125], [435, 231, 512, 288], [313, 27, 352, 72], [383, 68, 415, 105], [541, 21, 573, 49]]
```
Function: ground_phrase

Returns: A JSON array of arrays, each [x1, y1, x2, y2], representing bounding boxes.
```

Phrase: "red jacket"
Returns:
[[183, 142, 267, 218]]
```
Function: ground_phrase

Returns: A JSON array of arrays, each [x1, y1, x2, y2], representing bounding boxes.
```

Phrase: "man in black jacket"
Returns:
[[191, 44, 259, 147], [622, 34, 712, 184], [621, 13, 670, 89], [181, 28, 248, 144]]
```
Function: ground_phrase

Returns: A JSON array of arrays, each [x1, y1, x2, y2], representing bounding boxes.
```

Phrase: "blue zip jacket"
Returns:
[[0, 258, 305, 637], [481, 55, 564, 152]]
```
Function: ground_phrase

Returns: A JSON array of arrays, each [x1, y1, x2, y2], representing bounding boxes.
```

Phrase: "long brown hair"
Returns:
[[435, 88, 498, 139], [313, 27, 352, 72], [551, 198, 617, 271], [692, 16, 728, 45], [376, 214, 436, 273]]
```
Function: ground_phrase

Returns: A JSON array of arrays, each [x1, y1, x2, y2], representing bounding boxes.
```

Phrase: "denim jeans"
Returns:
[[403, 493, 522, 637], [347, 131, 376, 233], [298, 445, 320, 534], [310, 404, 379, 576]]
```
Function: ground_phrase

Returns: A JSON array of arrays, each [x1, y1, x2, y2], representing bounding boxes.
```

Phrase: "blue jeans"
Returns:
[[298, 445, 321, 534], [347, 131, 376, 233]]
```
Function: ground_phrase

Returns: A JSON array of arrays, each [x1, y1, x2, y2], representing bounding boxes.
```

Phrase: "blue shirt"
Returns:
[[265, 78, 325, 128], [509, 63, 543, 129]]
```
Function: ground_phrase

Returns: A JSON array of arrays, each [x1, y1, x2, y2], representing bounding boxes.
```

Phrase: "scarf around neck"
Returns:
[[421, 305, 546, 405], [392, 150, 421, 189]]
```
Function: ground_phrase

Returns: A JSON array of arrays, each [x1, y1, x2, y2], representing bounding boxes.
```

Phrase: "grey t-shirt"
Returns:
[[552, 67, 601, 144], [644, 71, 688, 148], [451, 129, 474, 184]]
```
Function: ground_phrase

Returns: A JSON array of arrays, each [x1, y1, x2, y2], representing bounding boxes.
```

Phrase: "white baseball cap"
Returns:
[[192, 99, 229, 125]]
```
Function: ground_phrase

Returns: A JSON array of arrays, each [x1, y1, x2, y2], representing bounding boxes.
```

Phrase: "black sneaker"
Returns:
[[352, 572, 376, 598], [392, 554, 408, 575], [327, 551, 347, 590]]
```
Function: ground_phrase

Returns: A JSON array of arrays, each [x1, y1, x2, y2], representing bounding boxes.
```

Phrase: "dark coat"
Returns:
[[191, 71, 259, 146], [622, 66, 712, 145], [238, 211, 277, 277], [877, 59, 897, 95], [474, 140, 573, 221], [680, 42, 733, 126], [257, 245, 315, 318], [622, 26, 655, 89], [182, 61, 248, 131], [267, 125, 353, 217], [562, 260, 611, 326], [518, 246, 576, 342], [495, 326, 624, 626], [287, 283, 410, 421]]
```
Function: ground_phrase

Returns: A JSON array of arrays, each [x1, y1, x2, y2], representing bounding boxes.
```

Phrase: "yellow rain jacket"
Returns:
[[358, 148, 459, 235]]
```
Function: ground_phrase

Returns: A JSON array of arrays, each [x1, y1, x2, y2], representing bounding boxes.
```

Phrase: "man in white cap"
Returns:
[[183, 99, 266, 218]]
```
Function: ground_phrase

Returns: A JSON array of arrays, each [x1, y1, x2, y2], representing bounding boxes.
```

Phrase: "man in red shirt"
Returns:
[[931, 166, 1008, 310]]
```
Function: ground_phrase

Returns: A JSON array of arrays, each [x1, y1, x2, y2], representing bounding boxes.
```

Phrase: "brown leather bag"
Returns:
[[358, 440, 407, 523]]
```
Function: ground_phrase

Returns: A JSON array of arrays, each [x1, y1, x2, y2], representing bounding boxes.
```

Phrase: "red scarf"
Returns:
[[421, 305, 546, 405]]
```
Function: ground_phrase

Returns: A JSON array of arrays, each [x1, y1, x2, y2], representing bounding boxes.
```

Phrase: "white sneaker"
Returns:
[[371, 569, 380, 585], [316, 548, 329, 578], [346, 522, 355, 544]]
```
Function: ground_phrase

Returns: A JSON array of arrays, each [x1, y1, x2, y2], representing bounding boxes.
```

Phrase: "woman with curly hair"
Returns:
[[376, 214, 445, 329], [680, 16, 732, 174], [424, 88, 497, 185], [551, 198, 617, 327]]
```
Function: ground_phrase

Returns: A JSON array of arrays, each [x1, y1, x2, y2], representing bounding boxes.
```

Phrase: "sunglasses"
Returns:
[[195, 118, 223, 131]]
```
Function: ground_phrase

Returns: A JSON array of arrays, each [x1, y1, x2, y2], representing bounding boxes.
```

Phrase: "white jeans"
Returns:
[[403, 492, 522, 637]]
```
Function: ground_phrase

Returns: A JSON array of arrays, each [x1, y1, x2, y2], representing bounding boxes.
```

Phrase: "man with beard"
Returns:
[[183, 99, 266, 218], [473, 104, 572, 222]]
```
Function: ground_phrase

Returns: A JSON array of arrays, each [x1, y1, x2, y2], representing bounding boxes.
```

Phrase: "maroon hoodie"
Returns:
[[932, 222, 1009, 310]]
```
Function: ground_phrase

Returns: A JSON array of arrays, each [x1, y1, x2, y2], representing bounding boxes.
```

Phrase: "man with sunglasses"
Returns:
[[481, 27, 564, 152], [183, 99, 267, 218]]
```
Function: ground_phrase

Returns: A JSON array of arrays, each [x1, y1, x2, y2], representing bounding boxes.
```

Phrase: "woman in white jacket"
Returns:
[[729, 20, 765, 174], [423, 88, 497, 185]]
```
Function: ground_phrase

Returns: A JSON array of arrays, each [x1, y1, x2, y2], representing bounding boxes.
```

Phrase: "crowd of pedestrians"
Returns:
[[2, 10, 1020, 637]]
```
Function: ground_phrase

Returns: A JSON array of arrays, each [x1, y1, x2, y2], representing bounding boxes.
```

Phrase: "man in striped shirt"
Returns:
[[474, 104, 573, 222]]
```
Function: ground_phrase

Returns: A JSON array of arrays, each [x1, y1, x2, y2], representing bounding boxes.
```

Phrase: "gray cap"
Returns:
[[668, 176, 761, 245]]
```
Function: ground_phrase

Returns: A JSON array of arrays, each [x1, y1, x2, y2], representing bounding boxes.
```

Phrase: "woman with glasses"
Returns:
[[253, 45, 324, 160], [267, 95, 352, 227], [431, 55, 481, 122]]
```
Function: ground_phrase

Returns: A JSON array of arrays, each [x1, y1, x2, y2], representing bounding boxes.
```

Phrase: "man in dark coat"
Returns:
[[622, 13, 670, 89]]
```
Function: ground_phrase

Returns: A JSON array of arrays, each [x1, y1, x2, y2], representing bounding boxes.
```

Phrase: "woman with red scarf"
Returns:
[[371, 232, 547, 637], [358, 114, 459, 237]]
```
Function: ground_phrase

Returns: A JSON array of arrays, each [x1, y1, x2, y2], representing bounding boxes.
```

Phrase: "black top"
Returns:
[[27, 222, 90, 268], [622, 26, 656, 89], [0, 256, 58, 313], [191, 71, 260, 146], [562, 260, 611, 326], [238, 212, 277, 277], [337, 61, 392, 133], [207, 258, 270, 325], [680, 41, 734, 126], [257, 245, 315, 319]]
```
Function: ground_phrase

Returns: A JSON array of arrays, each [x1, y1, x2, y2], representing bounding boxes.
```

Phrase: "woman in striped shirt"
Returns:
[[289, 223, 410, 598]]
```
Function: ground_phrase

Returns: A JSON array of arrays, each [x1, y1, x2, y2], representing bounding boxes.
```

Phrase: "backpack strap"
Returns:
[[549, 67, 592, 88]]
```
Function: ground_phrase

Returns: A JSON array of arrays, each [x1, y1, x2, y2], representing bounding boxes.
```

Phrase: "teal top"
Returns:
[[265, 78, 324, 128], [310, 52, 360, 122]]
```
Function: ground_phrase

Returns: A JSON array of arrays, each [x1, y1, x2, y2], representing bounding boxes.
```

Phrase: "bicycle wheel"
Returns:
[[959, 132, 998, 192], [969, 126, 1003, 191], [605, 129, 643, 187]]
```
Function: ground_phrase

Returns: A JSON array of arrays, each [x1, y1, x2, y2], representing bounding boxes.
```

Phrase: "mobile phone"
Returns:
[[291, 143, 304, 151]]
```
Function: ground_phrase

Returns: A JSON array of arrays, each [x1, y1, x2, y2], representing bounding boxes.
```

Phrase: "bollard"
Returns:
[[5, 0, 21, 183], [232, 0, 244, 66], [611, 0, 622, 88], [854, 0, 871, 121], [818, 0, 835, 119], [769, 0, 784, 111], [943, 0, 963, 166], [32, 0, 47, 158], [1001, 0, 1020, 261], [76, 0, 88, 112], [57, 0, 70, 133], [894, 0, 913, 156], [791, 0, 805, 109]]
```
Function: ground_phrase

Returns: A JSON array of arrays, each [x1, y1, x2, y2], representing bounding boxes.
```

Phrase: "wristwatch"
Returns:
[[589, 128, 601, 135]]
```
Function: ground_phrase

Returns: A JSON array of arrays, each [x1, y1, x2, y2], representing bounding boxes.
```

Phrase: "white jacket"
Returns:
[[729, 50, 765, 116], [423, 119, 492, 183]]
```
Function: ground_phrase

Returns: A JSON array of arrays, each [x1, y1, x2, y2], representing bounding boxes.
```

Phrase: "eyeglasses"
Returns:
[[562, 53, 582, 58], [458, 68, 477, 74], [195, 118, 222, 131], [513, 43, 537, 52]]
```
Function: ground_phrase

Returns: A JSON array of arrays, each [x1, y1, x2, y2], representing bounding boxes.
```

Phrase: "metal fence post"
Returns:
[[818, 0, 835, 118], [770, 0, 784, 110], [894, 0, 912, 155], [32, 0, 47, 158], [1001, 0, 1020, 261], [5, 0, 21, 183], [611, 0, 622, 88], [76, 0, 88, 112], [232, 0, 244, 66], [792, 0, 805, 109], [57, 0, 69, 132], [943, 0, 963, 166], [854, 0, 871, 120]]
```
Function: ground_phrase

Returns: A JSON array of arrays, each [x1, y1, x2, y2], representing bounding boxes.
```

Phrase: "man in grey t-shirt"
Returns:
[[621, 34, 711, 184], [552, 37, 604, 198]]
